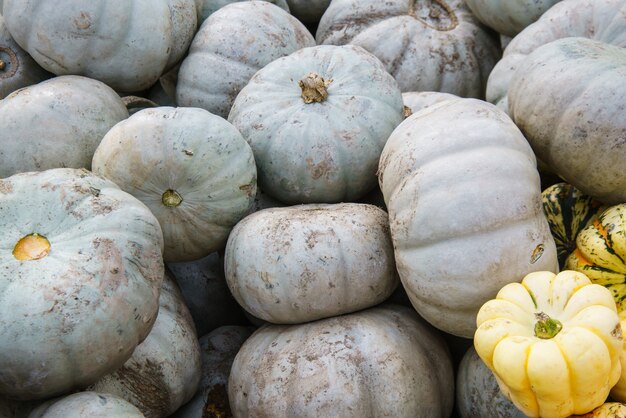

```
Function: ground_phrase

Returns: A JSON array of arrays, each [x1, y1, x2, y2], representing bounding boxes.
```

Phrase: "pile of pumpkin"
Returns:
[[1, 0, 626, 417]]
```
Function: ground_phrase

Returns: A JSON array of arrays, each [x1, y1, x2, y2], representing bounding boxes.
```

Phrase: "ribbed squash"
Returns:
[[542, 183, 605, 268], [474, 270, 622, 418], [572, 402, 626, 417]]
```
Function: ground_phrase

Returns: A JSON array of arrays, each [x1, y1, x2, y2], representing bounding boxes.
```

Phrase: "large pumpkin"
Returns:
[[224, 203, 398, 324], [486, 0, 626, 112], [508, 37, 626, 205], [228, 44, 404, 204], [92, 106, 257, 262], [1, 0, 197, 92], [474, 270, 623, 418], [0, 75, 128, 178], [229, 305, 454, 417], [378, 97, 558, 337], [0, 168, 164, 400], [28, 392, 145, 418], [315, 0, 501, 97], [176, 1, 314, 119]]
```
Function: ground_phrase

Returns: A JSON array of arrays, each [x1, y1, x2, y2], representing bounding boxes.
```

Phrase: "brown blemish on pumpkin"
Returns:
[[306, 156, 335, 180], [74, 11, 92, 30], [0, 46, 19, 79], [408, 0, 458, 31], [0, 180, 13, 194], [612, 323, 622, 340], [239, 182, 255, 197], [110, 359, 170, 418], [202, 384, 231, 418]]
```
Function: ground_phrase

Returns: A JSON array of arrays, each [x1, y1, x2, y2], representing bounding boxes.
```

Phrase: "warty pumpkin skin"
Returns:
[[27, 392, 145, 418], [315, 0, 501, 97], [224, 203, 399, 324], [486, 0, 626, 112], [1, 0, 197, 93], [474, 270, 623, 418], [0, 75, 128, 178], [0, 13, 51, 99], [176, 1, 315, 119], [92, 106, 257, 262], [228, 44, 404, 204], [0, 168, 164, 401], [88, 270, 201, 418], [508, 37, 626, 205], [378, 97, 558, 338], [228, 304, 454, 418]]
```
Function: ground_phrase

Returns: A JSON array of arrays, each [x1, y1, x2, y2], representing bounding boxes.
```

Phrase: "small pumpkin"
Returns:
[[542, 182, 606, 268], [474, 270, 623, 418], [0, 168, 164, 400], [228, 44, 404, 204], [27, 392, 145, 418], [92, 106, 257, 262], [0, 75, 128, 178]]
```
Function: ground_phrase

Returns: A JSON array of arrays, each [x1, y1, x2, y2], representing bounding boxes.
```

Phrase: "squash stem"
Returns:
[[13, 233, 51, 261], [534, 312, 563, 339], [162, 189, 183, 207], [0, 59, 5, 71], [299, 72, 332, 104]]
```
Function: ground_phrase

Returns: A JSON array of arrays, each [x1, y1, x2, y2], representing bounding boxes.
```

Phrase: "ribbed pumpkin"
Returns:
[[177, 1, 314, 119], [378, 97, 558, 337], [315, 0, 501, 97], [0, 168, 164, 400], [508, 37, 626, 204], [228, 44, 404, 204], [28, 392, 145, 418], [92, 106, 257, 262], [542, 182, 606, 268], [474, 270, 623, 418], [2, 0, 197, 92], [0, 75, 128, 178]]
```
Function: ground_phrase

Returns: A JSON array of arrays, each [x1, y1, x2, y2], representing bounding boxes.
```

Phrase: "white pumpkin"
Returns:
[[28, 392, 145, 418]]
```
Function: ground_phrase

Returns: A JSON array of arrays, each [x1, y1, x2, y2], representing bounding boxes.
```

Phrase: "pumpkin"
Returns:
[[542, 183, 606, 269], [228, 44, 404, 204], [286, 0, 330, 24], [315, 0, 501, 97], [612, 312, 626, 403], [0, 75, 128, 178], [572, 403, 626, 418], [167, 252, 249, 337], [456, 346, 526, 418], [229, 304, 454, 417], [195, 0, 289, 23], [1, 0, 197, 92], [486, 0, 626, 112], [0, 13, 51, 99], [177, 1, 315, 119], [170, 325, 254, 418], [463, 0, 562, 37], [0, 168, 164, 400], [88, 270, 200, 418], [225, 203, 398, 324], [92, 106, 257, 262], [474, 270, 623, 418], [402, 91, 459, 115], [508, 37, 626, 205], [378, 97, 558, 338], [28, 392, 145, 418]]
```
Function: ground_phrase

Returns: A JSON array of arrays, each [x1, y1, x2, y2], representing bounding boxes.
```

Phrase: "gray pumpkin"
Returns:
[[27, 392, 145, 418]]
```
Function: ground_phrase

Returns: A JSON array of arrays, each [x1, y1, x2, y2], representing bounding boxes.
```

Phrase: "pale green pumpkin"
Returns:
[[228, 44, 404, 204], [0, 168, 164, 400]]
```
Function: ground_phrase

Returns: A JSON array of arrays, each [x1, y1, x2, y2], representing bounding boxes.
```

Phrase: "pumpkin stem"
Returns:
[[13, 233, 51, 261], [534, 312, 563, 339], [0, 59, 5, 71], [299, 72, 332, 104], [0, 46, 18, 78], [162, 189, 183, 207]]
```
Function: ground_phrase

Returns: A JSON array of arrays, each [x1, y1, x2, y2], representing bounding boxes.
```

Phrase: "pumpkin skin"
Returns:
[[88, 270, 201, 418], [170, 325, 254, 418], [456, 346, 526, 418], [176, 1, 315, 119], [0, 75, 128, 178], [2, 0, 197, 92], [463, 0, 561, 37], [402, 91, 459, 115], [474, 270, 623, 418], [378, 98, 558, 338], [92, 106, 257, 262], [0, 168, 164, 400], [0, 14, 51, 99], [224, 203, 399, 324], [315, 0, 501, 97], [486, 0, 626, 112], [229, 305, 454, 418], [228, 44, 404, 204], [28, 392, 145, 418], [195, 0, 289, 23], [573, 403, 626, 418], [508, 37, 626, 205], [542, 183, 606, 269]]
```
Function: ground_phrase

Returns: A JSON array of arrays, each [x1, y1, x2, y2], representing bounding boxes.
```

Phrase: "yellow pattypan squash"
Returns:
[[474, 270, 622, 418]]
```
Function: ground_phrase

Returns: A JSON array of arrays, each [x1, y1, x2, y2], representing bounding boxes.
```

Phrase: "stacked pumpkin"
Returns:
[[1, 0, 626, 417]]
